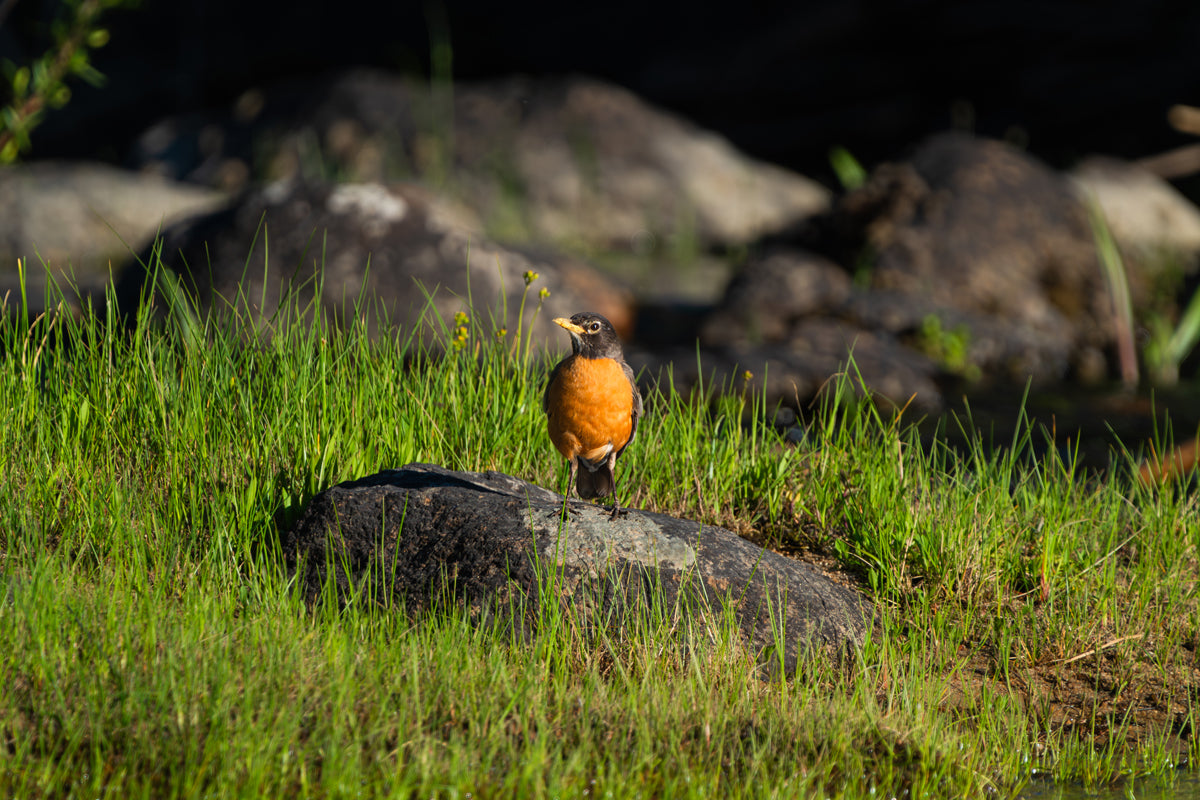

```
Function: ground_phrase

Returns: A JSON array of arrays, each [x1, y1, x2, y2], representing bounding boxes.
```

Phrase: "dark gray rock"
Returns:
[[685, 246, 944, 413], [635, 322, 944, 417], [689, 133, 1126, 414], [832, 132, 1110, 373], [280, 463, 869, 674], [112, 179, 634, 345], [699, 249, 852, 347], [842, 290, 1075, 385]]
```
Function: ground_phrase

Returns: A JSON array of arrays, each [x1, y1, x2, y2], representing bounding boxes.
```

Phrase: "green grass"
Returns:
[[1, 258, 1199, 799]]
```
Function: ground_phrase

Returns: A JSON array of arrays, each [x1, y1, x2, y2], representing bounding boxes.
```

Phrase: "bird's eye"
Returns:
[[588, 322, 601, 332]]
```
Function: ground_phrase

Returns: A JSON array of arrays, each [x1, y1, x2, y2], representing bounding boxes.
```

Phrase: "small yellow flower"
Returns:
[[743, 370, 754, 382], [523, 270, 539, 286], [538, 287, 550, 300], [449, 312, 471, 351]]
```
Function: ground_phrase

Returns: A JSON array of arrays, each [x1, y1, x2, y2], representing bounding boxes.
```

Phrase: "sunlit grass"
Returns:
[[0, 254, 1198, 798]]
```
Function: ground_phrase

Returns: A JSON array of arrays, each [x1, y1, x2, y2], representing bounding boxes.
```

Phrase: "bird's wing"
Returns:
[[619, 360, 642, 453], [542, 357, 569, 414]]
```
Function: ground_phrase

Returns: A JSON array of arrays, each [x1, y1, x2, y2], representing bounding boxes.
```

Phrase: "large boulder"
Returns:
[[831, 133, 1110, 373], [113, 179, 633, 345], [131, 70, 831, 251], [674, 134, 1133, 413], [280, 463, 869, 673]]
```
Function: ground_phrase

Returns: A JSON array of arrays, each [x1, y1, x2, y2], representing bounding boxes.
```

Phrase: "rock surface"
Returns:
[[280, 463, 869, 673], [1072, 157, 1200, 261], [0, 162, 227, 313], [113, 179, 633, 345], [833, 133, 1110, 364], [688, 249, 946, 412], [1070, 156, 1200, 316], [131, 70, 831, 251], [682, 133, 1133, 412]]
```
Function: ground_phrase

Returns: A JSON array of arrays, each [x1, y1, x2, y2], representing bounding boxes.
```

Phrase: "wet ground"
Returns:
[[925, 382, 1200, 481], [1022, 772, 1200, 800]]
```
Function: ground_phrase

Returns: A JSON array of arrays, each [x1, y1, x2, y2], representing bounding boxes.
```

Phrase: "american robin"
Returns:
[[543, 312, 643, 518]]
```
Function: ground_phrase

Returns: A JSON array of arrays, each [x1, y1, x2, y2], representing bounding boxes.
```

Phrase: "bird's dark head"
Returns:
[[553, 312, 624, 359]]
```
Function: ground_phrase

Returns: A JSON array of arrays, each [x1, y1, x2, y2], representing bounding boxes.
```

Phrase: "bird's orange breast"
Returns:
[[545, 356, 634, 464]]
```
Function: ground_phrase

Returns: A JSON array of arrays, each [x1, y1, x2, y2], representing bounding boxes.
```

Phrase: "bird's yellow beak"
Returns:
[[553, 317, 587, 335]]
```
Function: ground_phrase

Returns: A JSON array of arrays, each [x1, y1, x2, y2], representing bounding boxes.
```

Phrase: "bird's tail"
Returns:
[[575, 461, 615, 500]]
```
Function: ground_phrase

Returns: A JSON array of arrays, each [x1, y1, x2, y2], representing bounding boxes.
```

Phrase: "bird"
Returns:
[[543, 312, 643, 518]]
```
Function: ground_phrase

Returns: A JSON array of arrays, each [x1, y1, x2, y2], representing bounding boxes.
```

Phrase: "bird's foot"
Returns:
[[556, 497, 582, 522]]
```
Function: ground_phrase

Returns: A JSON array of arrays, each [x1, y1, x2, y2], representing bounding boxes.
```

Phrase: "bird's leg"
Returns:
[[559, 458, 578, 519], [606, 452, 627, 520], [607, 490, 631, 520]]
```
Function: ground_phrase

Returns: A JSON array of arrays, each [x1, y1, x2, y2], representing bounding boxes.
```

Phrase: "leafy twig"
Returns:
[[0, 0, 132, 163]]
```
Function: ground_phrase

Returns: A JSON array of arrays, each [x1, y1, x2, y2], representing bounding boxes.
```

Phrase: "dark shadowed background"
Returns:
[[4, 0, 1200, 188]]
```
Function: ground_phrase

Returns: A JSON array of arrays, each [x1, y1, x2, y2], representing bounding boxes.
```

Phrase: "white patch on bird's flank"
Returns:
[[579, 443, 614, 466]]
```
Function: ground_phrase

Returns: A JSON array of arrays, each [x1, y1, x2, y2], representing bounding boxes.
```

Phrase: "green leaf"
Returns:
[[30, 60, 51, 93], [48, 85, 72, 109], [16, 110, 44, 140], [829, 145, 868, 191], [12, 66, 30, 99], [0, 105, 22, 131], [75, 63, 106, 88], [87, 28, 111, 48]]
